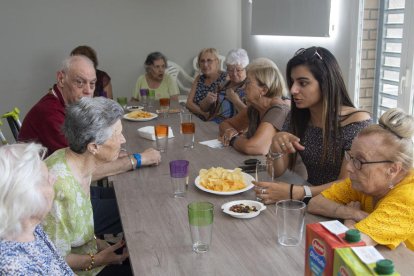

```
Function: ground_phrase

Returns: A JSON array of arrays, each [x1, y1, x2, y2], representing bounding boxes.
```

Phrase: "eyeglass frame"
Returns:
[[294, 47, 323, 60], [344, 150, 393, 170], [198, 58, 218, 65], [226, 66, 245, 74], [71, 76, 97, 90]]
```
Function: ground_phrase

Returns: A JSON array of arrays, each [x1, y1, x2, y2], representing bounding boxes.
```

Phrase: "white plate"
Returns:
[[194, 170, 255, 195], [126, 105, 144, 111], [221, 200, 266, 219], [123, 112, 158, 122]]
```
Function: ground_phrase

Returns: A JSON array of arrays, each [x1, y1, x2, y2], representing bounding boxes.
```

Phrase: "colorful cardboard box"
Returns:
[[304, 221, 366, 276], [334, 246, 400, 276]]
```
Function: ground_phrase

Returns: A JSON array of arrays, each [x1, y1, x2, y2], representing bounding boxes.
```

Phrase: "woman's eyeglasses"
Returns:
[[199, 59, 217, 65], [294, 47, 323, 60], [226, 67, 245, 74], [344, 151, 393, 170]]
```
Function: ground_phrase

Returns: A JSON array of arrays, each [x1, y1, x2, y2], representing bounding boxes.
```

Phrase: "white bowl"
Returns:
[[221, 200, 266, 219]]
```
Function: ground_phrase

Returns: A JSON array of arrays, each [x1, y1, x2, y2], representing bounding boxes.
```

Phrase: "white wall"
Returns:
[[241, 0, 360, 95], [0, 0, 361, 143], [0, 0, 241, 142]]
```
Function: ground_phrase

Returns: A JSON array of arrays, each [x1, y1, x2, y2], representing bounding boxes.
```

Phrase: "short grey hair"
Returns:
[[0, 143, 48, 239], [61, 55, 95, 74], [225, 48, 249, 68], [63, 97, 124, 154]]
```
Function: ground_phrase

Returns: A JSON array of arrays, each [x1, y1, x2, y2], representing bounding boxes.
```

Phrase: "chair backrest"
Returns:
[[192, 54, 226, 78], [166, 61, 194, 95], [2, 107, 22, 142], [0, 120, 8, 145]]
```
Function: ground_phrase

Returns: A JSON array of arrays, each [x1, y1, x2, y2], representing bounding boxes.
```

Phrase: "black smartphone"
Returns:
[[244, 158, 260, 165], [238, 164, 257, 173]]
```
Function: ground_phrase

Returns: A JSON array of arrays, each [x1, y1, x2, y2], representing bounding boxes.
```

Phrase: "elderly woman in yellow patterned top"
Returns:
[[308, 108, 414, 250]]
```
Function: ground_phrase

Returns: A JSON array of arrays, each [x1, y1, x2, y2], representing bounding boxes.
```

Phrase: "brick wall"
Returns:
[[359, 0, 379, 113]]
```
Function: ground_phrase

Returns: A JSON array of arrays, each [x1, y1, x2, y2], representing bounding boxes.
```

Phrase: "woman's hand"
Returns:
[[219, 128, 239, 146], [95, 240, 129, 266], [204, 92, 218, 106], [96, 238, 110, 252], [140, 148, 161, 166], [271, 132, 305, 154], [225, 88, 238, 103], [253, 180, 293, 204], [346, 201, 369, 222]]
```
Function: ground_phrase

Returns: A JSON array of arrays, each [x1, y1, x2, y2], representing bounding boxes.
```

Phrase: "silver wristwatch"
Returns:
[[303, 185, 312, 205]]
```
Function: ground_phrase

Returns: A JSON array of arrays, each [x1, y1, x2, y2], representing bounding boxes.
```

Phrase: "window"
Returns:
[[374, 0, 414, 120]]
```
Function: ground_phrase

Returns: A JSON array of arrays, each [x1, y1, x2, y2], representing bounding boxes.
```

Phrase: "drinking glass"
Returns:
[[276, 199, 306, 246], [140, 89, 149, 107], [159, 98, 170, 117], [255, 158, 274, 202], [180, 112, 195, 149], [170, 160, 189, 198], [148, 89, 155, 109], [116, 97, 128, 109], [154, 124, 169, 152], [188, 202, 214, 253]]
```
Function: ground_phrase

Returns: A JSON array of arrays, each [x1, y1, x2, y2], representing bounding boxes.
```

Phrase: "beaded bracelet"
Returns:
[[84, 252, 95, 271], [133, 153, 142, 169]]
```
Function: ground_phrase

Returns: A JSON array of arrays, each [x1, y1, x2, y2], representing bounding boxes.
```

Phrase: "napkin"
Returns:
[[199, 139, 224, 149], [137, 126, 174, 141]]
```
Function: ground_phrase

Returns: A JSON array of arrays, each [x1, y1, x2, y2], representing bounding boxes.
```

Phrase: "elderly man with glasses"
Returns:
[[18, 55, 161, 236]]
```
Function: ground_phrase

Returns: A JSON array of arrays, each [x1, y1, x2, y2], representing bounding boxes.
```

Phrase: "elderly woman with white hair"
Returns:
[[219, 58, 290, 155], [43, 97, 131, 275], [0, 143, 73, 275], [308, 108, 414, 250], [200, 48, 249, 123]]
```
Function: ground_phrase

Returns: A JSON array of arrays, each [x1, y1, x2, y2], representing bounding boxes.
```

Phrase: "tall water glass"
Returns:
[[154, 124, 169, 152], [188, 202, 214, 253], [255, 158, 274, 202], [180, 112, 195, 149], [140, 89, 149, 107], [159, 98, 170, 117], [148, 89, 155, 109]]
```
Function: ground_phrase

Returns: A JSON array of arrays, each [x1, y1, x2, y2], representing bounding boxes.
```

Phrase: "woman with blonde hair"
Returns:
[[219, 58, 290, 155], [186, 48, 227, 120]]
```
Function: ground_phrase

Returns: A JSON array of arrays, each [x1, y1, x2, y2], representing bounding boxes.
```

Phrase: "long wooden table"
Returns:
[[110, 110, 414, 275]]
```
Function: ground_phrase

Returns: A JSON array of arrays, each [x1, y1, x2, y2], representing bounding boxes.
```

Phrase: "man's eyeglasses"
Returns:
[[344, 151, 393, 170], [294, 47, 323, 61], [72, 77, 96, 90], [199, 59, 217, 65]]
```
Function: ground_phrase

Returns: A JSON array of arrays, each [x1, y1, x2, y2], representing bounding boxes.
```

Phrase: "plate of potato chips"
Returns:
[[194, 167, 255, 195], [123, 110, 158, 121]]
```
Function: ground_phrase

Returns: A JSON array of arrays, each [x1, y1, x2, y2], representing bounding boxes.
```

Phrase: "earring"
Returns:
[[388, 182, 394, 189]]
